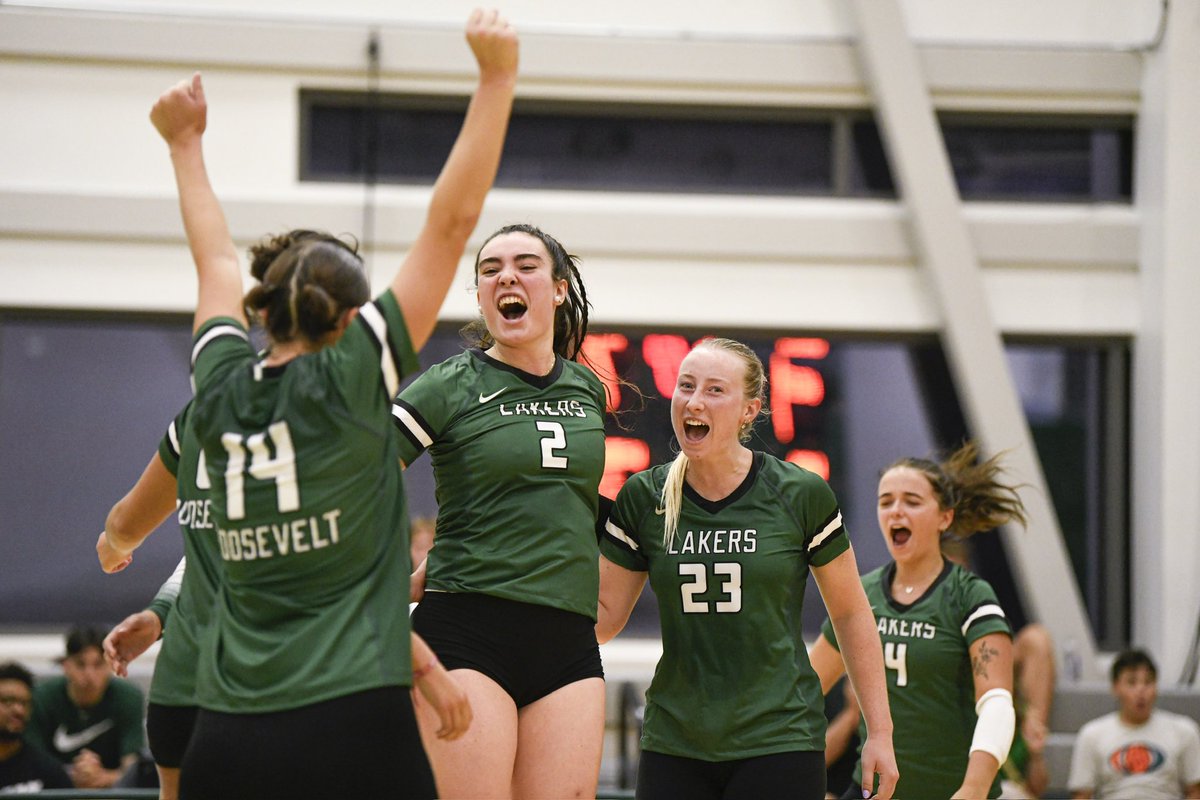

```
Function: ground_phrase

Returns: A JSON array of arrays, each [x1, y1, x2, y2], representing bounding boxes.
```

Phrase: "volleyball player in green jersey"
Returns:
[[147, 11, 516, 797], [394, 222, 608, 798], [811, 442, 1026, 800], [97, 401, 217, 800], [596, 338, 898, 800]]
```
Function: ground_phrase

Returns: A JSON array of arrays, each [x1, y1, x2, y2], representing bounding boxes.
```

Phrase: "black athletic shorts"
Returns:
[[178, 686, 434, 800], [146, 702, 198, 768], [411, 591, 604, 708], [637, 749, 826, 800]]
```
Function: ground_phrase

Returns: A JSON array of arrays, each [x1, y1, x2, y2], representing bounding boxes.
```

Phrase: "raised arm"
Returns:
[[150, 73, 245, 334], [390, 8, 519, 350], [813, 547, 898, 800], [97, 451, 178, 572]]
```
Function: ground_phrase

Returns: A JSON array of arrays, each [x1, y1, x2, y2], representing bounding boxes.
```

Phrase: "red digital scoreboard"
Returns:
[[581, 332, 836, 498]]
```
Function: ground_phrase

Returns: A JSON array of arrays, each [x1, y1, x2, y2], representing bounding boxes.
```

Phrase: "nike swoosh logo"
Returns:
[[654, 507, 666, 515], [478, 388, 507, 403], [53, 720, 115, 753]]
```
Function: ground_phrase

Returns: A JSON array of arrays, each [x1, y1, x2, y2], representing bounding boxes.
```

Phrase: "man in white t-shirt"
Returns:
[[1068, 649, 1200, 799]]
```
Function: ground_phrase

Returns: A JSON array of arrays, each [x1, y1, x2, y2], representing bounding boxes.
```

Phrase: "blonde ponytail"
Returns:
[[660, 452, 689, 551]]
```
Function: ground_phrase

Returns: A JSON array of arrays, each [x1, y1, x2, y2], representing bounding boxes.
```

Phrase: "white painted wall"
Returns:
[[1, 0, 1166, 46], [1132, 0, 1200, 682]]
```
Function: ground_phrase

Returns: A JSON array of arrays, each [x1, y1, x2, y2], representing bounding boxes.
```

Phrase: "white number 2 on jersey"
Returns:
[[220, 421, 300, 520], [536, 421, 568, 469], [884, 641, 909, 687], [678, 562, 743, 613]]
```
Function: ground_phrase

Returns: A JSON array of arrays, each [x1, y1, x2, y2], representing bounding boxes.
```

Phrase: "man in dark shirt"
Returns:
[[0, 661, 72, 793], [26, 626, 144, 788]]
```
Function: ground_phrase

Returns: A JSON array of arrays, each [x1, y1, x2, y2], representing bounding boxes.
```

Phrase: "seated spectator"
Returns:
[[1068, 648, 1200, 799], [0, 661, 72, 793], [26, 625, 145, 788]]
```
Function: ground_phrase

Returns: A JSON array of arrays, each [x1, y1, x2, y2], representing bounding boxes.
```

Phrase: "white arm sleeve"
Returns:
[[970, 687, 1016, 765]]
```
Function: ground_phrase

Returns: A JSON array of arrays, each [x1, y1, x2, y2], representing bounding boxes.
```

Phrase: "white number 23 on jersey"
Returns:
[[678, 562, 742, 613]]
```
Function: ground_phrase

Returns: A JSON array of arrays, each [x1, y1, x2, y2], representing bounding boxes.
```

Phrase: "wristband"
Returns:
[[412, 658, 440, 682]]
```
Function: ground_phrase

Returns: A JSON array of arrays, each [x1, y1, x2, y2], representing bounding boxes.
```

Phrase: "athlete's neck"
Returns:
[[685, 446, 753, 502], [0, 738, 22, 760], [892, 555, 945, 600], [485, 343, 556, 376], [263, 339, 318, 367]]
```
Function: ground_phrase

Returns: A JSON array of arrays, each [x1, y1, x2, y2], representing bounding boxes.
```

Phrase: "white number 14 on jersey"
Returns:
[[220, 421, 299, 520]]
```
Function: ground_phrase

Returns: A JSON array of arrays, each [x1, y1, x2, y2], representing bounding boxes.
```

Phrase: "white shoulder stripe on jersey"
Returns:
[[807, 511, 843, 552], [605, 520, 639, 551], [191, 324, 249, 370], [166, 420, 181, 458], [392, 404, 432, 449], [358, 302, 400, 397], [960, 603, 1006, 636]]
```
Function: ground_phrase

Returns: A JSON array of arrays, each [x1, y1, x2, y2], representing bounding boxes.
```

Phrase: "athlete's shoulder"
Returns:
[[429, 349, 480, 379], [618, 463, 668, 501], [763, 452, 820, 478], [403, 349, 477, 395], [160, 400, 194, 465], [945, 562, 1010, 638], [946, 561, 999, 595], [614, 463, 670, 517], [175, 396, 195, 421], [759, 454, 835, 495], [562, 357, 603, 387]]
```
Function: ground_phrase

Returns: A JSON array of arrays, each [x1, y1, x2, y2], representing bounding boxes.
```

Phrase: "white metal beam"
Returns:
[[848, 0, 1101, 678], [1132, 0, 1200, 681]]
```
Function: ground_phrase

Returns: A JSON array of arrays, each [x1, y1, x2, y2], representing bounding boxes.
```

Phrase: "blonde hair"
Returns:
[[660, 338, 766, 550]]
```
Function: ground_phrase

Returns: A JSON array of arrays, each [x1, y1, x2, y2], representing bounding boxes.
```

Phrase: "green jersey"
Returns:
[[821, 560, 1011, 799], [190, 291, 419, 713], [393, 349, 606, 619], [601, 452, 850, 761], [145, 401, 222, 708], [27, 676, 145, 769]]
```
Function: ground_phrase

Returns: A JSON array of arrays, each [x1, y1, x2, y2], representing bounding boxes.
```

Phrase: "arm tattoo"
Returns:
[[972, 640, 999, 680]]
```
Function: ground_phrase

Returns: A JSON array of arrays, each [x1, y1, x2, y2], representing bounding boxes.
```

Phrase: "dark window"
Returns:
[[302, 90, 1134, 202], [848, 116, 1134, 201], [943, 122, 1133, 202], [301, 92, 833, 195]]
